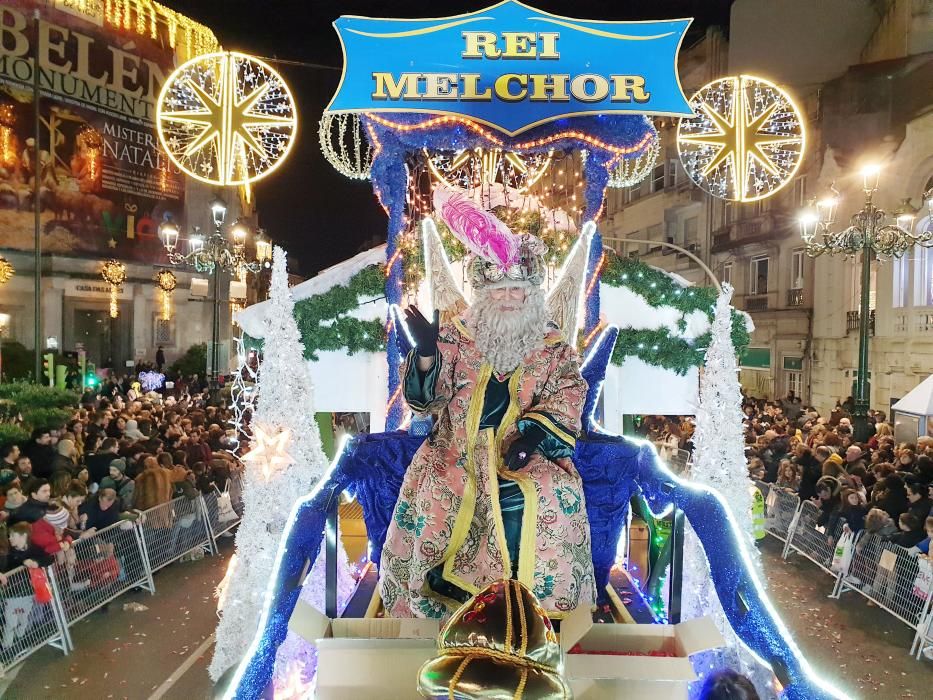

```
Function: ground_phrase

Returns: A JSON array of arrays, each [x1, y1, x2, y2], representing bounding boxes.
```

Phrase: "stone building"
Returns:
[[603, 0, 933, 412]]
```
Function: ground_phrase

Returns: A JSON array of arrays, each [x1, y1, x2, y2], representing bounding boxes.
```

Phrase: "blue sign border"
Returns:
[[327, 1, 694, 135]]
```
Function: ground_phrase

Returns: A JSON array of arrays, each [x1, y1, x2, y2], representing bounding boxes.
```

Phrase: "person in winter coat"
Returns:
[[833, 488, 868, 533], [890, 513, 926, 548], [814, 476, 841, 528], [79, 488, 122, 533], [794, 445, 822, 502], [133, 456, 174, 512], [906, 481, 932, 523], [99, 459, 135, 512], [873, 474, 910, 522], [49, 439, 78, 474]]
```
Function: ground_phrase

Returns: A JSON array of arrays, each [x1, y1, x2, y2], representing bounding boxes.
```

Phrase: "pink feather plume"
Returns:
[[432, 187, 519, 269]]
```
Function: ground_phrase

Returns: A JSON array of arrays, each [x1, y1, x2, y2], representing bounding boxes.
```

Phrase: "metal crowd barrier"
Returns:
[[752, 483, 933, 659], [782, 499, 846, 574], [755, 481, 800, 545], [0, 487, 244, 676], [138, 495, 216, 573], [0, 565, 70, 671], [831, 532, 933, 647], [50, 520, 155, 628]]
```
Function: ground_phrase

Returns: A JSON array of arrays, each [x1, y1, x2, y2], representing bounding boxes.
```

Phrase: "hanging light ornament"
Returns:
[[101, 259, 127, 318], [318, 113, 372, 180], [607, 122, 660, 188], [0, 256, 14, 284], [155, 268, 177, 321]]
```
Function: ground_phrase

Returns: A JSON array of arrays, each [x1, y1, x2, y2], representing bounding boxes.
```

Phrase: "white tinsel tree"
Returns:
[[210, 246, 332, 681], [683, 285, 773, 698]]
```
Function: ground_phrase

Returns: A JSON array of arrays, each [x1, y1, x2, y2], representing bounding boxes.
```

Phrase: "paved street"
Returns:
[[5, 535, 933, 699], [759, 537, 933, 699], [1, 540, 233, 700]]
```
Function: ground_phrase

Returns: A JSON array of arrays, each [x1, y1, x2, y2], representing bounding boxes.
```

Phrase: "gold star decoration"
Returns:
[[157, 52, 297, 187], [677, 75, 804, 202], [242, 423, 294, 479]]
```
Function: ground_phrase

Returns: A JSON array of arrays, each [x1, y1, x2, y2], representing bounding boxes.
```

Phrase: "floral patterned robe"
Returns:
[[379, 316, 596, 619]]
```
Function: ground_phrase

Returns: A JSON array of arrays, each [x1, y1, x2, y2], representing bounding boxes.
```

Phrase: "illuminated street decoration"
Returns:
[[157, 51, 298, 187], [0, 256, 14, 285], [101, 259, 127, 318], [318, 113, 372, 180], [426, 147, 553, 192], [155, 269, 177, 321], [677, 75, 805, 202], [607, 121, 660, 188]]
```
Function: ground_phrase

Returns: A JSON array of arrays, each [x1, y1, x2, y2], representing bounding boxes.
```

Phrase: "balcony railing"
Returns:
[[846, 310, 875, 336], [746, 295, 769, 312], [787, 288, 804, 307]]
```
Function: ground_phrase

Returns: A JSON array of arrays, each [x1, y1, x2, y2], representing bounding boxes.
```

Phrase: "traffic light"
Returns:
[[42, 352, 54, 386], [55, 365, 66, 389], [85, 361, 98, 389]]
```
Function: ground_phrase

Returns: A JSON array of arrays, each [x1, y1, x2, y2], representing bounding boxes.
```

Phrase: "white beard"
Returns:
[[469, 286, 548, 375]]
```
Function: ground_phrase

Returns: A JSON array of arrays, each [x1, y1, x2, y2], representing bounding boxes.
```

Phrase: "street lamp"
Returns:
[[798, 168, 933, 441], [158, 196, 265, 387]]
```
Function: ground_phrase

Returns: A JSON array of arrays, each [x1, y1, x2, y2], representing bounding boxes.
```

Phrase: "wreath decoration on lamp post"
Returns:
[[155, 268, 178, 321], [101, 259, 127, 319]]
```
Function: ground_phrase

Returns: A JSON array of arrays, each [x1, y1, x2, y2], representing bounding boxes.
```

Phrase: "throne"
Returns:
[[227, 321, 840, 700]]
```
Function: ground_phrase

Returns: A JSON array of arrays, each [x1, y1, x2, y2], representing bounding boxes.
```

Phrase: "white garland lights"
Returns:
[[684, 284, 772, 695], [209, 246, 331, 681]]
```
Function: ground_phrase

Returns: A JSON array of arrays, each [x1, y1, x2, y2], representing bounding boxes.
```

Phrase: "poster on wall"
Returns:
[[0, 0, 186, 263]]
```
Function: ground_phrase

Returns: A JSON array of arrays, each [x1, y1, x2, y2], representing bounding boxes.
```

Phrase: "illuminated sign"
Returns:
[[327, 1, 693, 135]]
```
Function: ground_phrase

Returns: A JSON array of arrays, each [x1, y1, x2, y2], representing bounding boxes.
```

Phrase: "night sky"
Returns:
[[170, 1, 734, 276]]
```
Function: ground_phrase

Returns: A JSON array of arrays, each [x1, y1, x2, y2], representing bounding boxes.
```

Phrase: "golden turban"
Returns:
[[418, 579, 570, 699]]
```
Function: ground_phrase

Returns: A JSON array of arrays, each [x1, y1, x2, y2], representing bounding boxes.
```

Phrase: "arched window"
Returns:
[[893, 175, 933, 308]]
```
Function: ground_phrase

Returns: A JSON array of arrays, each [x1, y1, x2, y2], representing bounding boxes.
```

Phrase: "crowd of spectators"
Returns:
[[743, 392, 933, 555], [0, 376, 242, 602]]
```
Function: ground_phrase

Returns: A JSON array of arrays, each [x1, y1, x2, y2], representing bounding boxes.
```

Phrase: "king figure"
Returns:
[[379, 190, 596, 620]]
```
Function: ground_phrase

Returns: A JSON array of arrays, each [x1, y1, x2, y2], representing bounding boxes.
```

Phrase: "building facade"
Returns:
[[604, 0, 933, 413], [0, 1, 255, 376]]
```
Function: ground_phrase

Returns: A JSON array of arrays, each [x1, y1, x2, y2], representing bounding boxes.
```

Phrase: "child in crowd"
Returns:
[[890, 513, 926, 548], [0, 522, 55, 648]]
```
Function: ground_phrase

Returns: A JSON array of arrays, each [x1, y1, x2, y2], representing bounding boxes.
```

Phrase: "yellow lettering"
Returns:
[[529, 74, 570, 102], [460, 74, 491, 100], [571, 74, 609, 102], [502, 31, 536, 59], [73, 30, 109, 87], [0, 7, 29, 58], [494, 74, 527, 102], [611, 75, 651, 103], [462, 31, 500, 59], [371, 72, 419, 100], [108, 46, 142, 97], [39, 22, 72, 73], [422, 73, 458, 99], [538, 32, 560, 59]]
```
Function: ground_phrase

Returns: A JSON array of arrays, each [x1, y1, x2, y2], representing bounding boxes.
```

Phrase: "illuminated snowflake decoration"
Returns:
[[139, 371, 165, 393], [156, 51, 297, 187], [677, 75, 805, 202]]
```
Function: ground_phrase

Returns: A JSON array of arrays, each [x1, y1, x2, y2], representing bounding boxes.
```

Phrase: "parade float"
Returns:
[[173, 3, 843, 698]]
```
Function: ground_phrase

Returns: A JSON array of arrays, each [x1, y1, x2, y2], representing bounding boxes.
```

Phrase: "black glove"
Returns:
[[405, 306, 439, 358], [504, 424, 547, 471]]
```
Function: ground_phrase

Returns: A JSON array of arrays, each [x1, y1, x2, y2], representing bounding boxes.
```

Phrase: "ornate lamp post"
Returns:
[[798, 167, 933, 441], [158, 195, 266, 386]]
